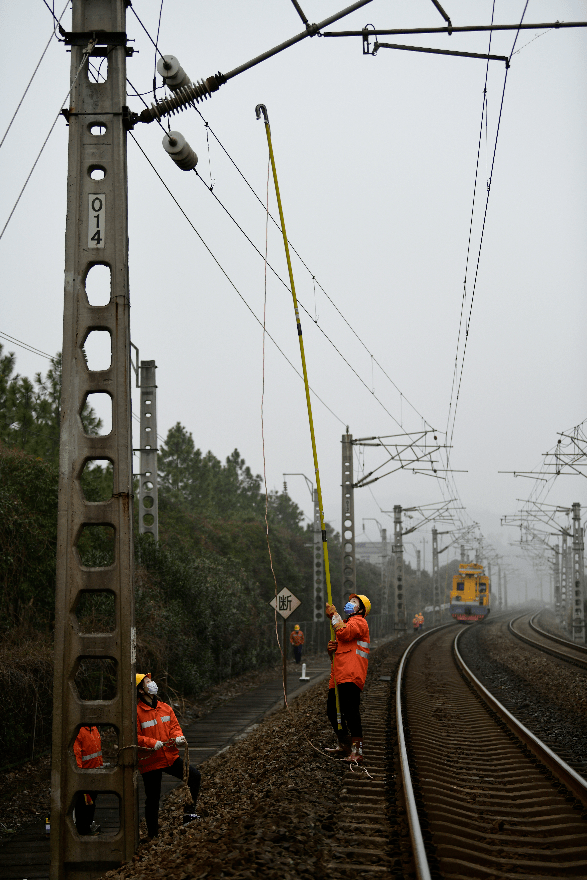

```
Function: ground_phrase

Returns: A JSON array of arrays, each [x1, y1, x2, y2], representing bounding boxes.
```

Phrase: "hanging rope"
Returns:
[[256, 103, 342, 731]]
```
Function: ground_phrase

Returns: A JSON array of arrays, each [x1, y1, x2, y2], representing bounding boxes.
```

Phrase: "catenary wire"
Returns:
[[0, 331, 53, 360], [193, 169, 407, 431], [0, 0, 69, 151], [126, 77, 408, 430], [447, 2, 529, 456], [191, 105, 431, 428], [129, 132, 346, 428], [0, 43, 93, 244], [445, 0, 495, 449]]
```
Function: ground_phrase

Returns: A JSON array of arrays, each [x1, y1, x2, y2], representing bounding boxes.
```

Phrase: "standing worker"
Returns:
[[136, 673, 201, 839], [290, 623, 305, 664], [73, 725, 103, 835], [417, 612, 424, 630], [324, 593, 371, 764], [412, 614, 420, 633]]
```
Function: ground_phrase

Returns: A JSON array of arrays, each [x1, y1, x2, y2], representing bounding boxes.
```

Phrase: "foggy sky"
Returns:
[[2, 1, 586, 606]]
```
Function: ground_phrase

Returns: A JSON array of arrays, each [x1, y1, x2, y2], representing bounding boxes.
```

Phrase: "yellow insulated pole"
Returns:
[[255, 103, 341, 729]]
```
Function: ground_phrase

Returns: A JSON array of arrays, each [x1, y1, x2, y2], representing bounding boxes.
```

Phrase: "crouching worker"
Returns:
[[324, 594, 371, 764], [73, 725, 103, 835], [136, 673, 201, 839]]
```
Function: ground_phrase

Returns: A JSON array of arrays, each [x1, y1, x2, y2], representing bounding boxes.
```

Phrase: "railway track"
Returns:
[[509, 611, 587, 671], [397, 624, 587, 879]]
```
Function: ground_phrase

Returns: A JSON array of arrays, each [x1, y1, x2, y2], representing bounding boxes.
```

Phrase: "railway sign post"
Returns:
[[269, 589, 302, 706]]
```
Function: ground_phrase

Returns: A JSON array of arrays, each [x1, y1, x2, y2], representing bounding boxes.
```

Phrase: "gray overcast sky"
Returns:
[[2, 1, 586, 604]]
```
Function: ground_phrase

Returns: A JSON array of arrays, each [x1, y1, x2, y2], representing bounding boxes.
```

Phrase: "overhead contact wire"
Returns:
[[193, 106, 430, 427], [129, 132, 345, 427], [256, 104, 342, 731]]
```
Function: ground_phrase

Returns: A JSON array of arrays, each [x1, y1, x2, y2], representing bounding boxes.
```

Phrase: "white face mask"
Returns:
[[145, 680, 158, 695]]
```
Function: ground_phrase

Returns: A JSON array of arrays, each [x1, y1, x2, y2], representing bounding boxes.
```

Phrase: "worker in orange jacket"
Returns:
[[290, 624, 305, 664], [325, 593, 371, 764], [136, 673, 201, 839], [73, 726, 103, 835]]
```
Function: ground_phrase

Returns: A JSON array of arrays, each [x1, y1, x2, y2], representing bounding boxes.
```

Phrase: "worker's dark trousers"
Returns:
[[327, 682, 362, 738], [74, 791, 97, 835], [293, 645, 303, 664], [141, 758, 201, 838]]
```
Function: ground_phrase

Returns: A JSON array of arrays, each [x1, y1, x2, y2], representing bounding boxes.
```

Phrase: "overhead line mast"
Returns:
[[52, 1, 136, 877]]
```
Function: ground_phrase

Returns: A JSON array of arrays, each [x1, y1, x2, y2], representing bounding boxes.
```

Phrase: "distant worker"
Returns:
[[412, 614, 420, 633], [290, 624, 305, 664], [73, 725, 103, 835], [417, 612, 424, 630], [325, 593, 371, 764], [136, 673, 201, 839]]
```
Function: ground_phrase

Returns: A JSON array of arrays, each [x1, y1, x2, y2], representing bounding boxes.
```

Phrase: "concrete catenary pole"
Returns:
[[503, 570, 508, 610], [313, 488, 325, 620], [561, 531, 569, 628], [553, 545, 561, 624], [381, 527, 388, 615], [460, 543, 466, 564], [571, 503, 586, 644], [341, 430, 356, 604], [393, 505, 406, 633], [139, 360, 158, 541], [51, 2, 137, 878], [497, 565, 503, 611], [432, 527, 441, 626]]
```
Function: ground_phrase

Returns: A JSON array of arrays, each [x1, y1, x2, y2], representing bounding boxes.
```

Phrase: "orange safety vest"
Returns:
[[328, 615, 370, 690], [136, 698, 183, 773], [290, 630, 305, 646], [73, 726, 103, 769]]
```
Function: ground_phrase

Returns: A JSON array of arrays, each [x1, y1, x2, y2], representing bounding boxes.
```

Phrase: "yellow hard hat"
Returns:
[[350, 593, 371, 616], [294, 625, 300, 631], [136, 673, 151, 687]]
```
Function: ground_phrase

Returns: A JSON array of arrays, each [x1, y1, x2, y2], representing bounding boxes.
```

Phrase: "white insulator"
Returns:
[[162, 131, 198, 171], [157, 55, 191, 92]]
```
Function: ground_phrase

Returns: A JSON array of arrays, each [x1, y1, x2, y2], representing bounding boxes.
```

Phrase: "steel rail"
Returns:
[[508, 612, 587, 671], [529, 610, 587, 655], [453, 626, 587, 808], [396, 625, 453, 880]]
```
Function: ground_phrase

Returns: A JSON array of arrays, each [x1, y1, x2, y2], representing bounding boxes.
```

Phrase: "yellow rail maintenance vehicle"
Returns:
[[450, 562, 491, 623]]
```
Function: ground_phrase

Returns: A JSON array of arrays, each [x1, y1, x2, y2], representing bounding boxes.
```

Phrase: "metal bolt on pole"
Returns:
[[50, 2, 137, 877], [571, 503, 586, 644], [138, 360, 159, 542]]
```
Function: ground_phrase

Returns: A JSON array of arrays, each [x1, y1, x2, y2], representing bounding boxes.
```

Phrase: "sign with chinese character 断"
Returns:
[[269, 588, 301, 620]]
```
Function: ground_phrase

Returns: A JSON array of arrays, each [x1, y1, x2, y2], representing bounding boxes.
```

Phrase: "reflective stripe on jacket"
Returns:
[[136, 698, 183, 773], [73, 726, 103, 769], [328, 615, 370, 690]]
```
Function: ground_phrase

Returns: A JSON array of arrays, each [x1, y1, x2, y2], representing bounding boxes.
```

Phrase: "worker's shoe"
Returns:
[[325, 734, 352, 758], [342, 738, 364, 765]]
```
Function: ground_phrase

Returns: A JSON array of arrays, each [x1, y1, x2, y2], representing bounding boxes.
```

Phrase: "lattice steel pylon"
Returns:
[[51, 2, 137, 877]]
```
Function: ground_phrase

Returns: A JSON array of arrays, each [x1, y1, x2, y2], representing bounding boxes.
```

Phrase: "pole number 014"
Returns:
[[88, 194, 105, 248]]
